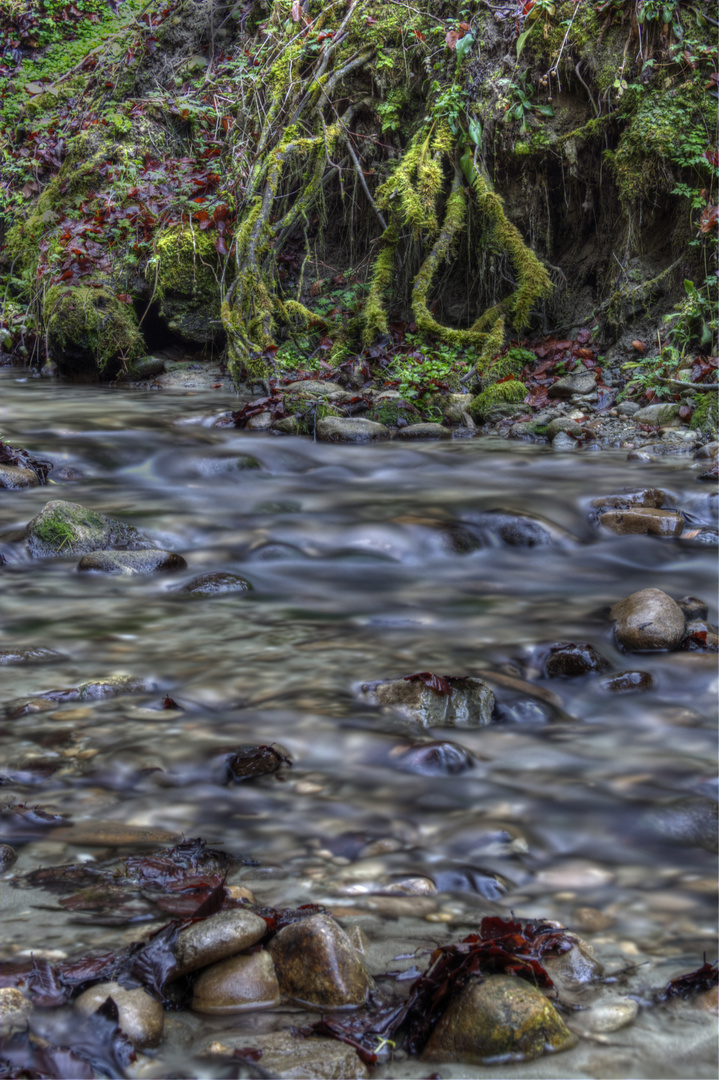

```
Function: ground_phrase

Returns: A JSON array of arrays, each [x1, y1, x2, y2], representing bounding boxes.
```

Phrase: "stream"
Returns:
[[1, 367, 717, 1079]]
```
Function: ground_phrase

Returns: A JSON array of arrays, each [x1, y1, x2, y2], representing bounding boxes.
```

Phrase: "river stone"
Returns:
[[598, 508, 683, 537], [395, 423, 451, 439], [548, 371, 596, 398], [423, 974, 575, 1064], [77, 675, 154, 700], [268, 914, 374, 1008], [678, 595, 709, 621], [116, 355, 166, 381], [542, 936, 604, 987], [633, 402, 681, 425], [191, 949, 280, 1014], [600, 670, 654, 693], [0, 647, 64, 665], [179, 572, 252, 595], [285, 380, 348, 398], [617, 401, 640, 416], [0, 465, 40, 489], [0, 843, 17, 871], [393, 740, 476, 775], [273, 416, 299, 434], [24, 500, 153, 558], [539, 642, 611, 678], [610, 588, 686, 651], [545, 417, 584, 440], [0, 988, 32, 1035], [589, 488, 666, 510], [646, 797, 718, 852], [359, 676, 494, 727], [578, 997, 638, 1034], [77, 549, 187, 575], [440, 393, 474, 423], [317, 417, 389, 442], [552, 431, 576, 450], [74, 981, 164, 1048], [694, 441, 719, 460], [169, 909, 267, 979], [461, 512, 553, 548], [683, 618, 719, 650], [200, 1031, 369, 1079]]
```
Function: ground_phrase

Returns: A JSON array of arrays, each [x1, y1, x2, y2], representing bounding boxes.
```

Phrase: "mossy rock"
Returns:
[[690, 394, 718, 438], [44, 285, 144, 379], [469, 380, 528, 421], [24, 500, 154, 559], [154, 225, 228, 346]]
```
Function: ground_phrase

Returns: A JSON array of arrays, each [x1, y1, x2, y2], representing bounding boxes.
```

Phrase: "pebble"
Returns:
[[589, 488, 666, 509], [178, 572, 252, 595], [423, 974, 575, 1064], [598, 508, 684, 537], [539, 642, 611, 678], [382, 876, 437, 895], [599, 670, 654, 693], [191, 949, 280, 1013], [359, 675, 494, 727], [578, 997, 639, 1033], [677, 595, 709, 621], [0, 465, 40, 489], [0, 987, 32, 1034], [77, 549, 187, 575], [316, 416, 389, 442], [74, 981, 164, 1048], [169, 909, 268, 979], [572, 906, 613, 932], [0, 843, 18, 870], [542, 935, 604, 987], [610, 588, 686, 651], [268, 913, 374, 1008], [394, 423, 451, 438], [552, 431, 577, 450], [199, 1031, 369, 1079]]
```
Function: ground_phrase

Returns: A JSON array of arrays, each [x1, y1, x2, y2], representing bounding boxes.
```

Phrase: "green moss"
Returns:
[[367, 402, 419, 427], [469, 379, 528, 420], [31, 501, 106, 554], [44, 284, 144, 376], [486, 346, 535, 382], [690, 394, 718, 437]]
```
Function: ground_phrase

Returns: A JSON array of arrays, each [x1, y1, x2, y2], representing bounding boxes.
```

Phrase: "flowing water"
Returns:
[[1, 368, 717, 1079]]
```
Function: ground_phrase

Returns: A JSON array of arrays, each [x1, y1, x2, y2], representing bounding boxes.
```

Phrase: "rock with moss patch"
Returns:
[[469, 380, 528, 421], [423, 974, 575, 1064], [690, 394, 718, 437], [24, 501, 153, 558], [115, 356, 166, 381], [179, 572, 252, 595], [77, 550, 187, 575], [155, 225, 227, 346], [633, 402, 681, 426], [44, 285, 144, 379]]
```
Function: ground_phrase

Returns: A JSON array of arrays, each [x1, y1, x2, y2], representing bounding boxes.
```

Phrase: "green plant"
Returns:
[[498, 72, 554, 133], [619, 347, 679, 400], [664, 277, 718, 355], [33, 516, 75, 550]]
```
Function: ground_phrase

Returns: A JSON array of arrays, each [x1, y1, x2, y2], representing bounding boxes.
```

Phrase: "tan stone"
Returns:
[[423, 975, 575, 1064], [192, 949, 280, 1014], [599, 508, 683, 537], [268, 914, 374, 1008], [170, 909, 267, 979], [610, 588, 686, 651], [74, 981, 164, 1048]]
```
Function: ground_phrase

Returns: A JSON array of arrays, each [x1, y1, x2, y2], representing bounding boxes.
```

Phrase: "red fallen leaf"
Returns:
[[366, 16, 377, 24], [446, 29, 459, 49], [459, 22, 470, 32], [658, 959, 718, 1000], [190, 876, 227, 918], [699, 205, 719, 233], [413, 29, 425, 41], [704, 149, 719, 168], [221, 116, 232, 132], [116, 293, 132, 304], [216, 235, 228, 255], [705, 71, 719, 90], [553, 339, 573, 350], [403, 672, 453, 695], [679, 404, 693, 420], [211, 381, 223, 389], [162, 695, 182, 710]]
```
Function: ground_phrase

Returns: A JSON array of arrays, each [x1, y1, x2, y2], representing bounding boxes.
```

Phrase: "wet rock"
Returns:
[[647, 797, 718, 852], [545, 417, 584, 440], [48, 821, 179, 847], [598, 508, 684, 537], [227, 744, 292, 780], [552, 431, 577, 450], [589, 488, 667, 510], [116, 355, 166, 381], [539, 642, 611, 678], [268, 913, 374, 1008], [191, 949, 280, 1014], [285, 380, 350, 400], [542, 936, 604, 987], [395, 423, 451, 439], [77, 549, 187, 575], [383, 876, 437, 895], [633, 402, 681, 425], [423, 974, 575, 1064], [0, 988, 32, 1035], [0, 647, 64, 665], [317, 417, 389, 442], [200, 1031, 369, 1079], [572, 906, 613, 932], [600, 670, 654, 693], [460, 511, 553, 548], [697, 463, 719, 482], [0, 843, 17, 871], [24, 500, 153, 558], [360, 676, 494, 727], [391, 740, 476, 775], [682, 618, 719, 650], [178, 572, 252, 595], [246, 410, 272, 430], [77, 675, 154, 700], [611, 588, 686, 651], [577, 997, 638, 1033], [0, 465, 40, 489], [617, 401, 640, 416], [694, 441, 719, 461], [430, 866, 510, 899], [170, 909, 267, 979], [273, 416, 299, 435], [74, 981, 164, 1048], [548, 371, 596, 398], [440, 393, 474, 423]]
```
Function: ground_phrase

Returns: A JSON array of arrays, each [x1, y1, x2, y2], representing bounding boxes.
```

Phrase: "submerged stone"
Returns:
[[77, 675, 154, 700], [77, 549, 187, 575], [423, 974, 575, 1064], [542, 936, 604, 988], [0, 647, 64, 665], [600, 670, 654, 693], [610, 588, 685, 651], [0, 465, 40, 489], [179, 572, 252, 595], [0, 988, 32, 1035], [646, 797, 718, 853], [539, 642, 611, 678], [360, 676, 494, 727], [74, 981, 164, 1048], [24, 500, 153, 558], [191, 950, 280, 1014], [392, 740, 476, 775], [316, 417, 389, 442], [268, 913, 374, 1009]]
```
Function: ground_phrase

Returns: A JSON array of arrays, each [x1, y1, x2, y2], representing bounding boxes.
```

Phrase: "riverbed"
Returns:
[[1, 368, 717, 1079]]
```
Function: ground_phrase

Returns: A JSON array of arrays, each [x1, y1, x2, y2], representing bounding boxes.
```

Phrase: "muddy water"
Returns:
[[1, 369, 717, 1079]]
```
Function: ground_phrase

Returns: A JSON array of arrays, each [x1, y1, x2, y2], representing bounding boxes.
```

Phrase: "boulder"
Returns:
[[548, 371, 596, 398], [359, 676, 494, 727], [423, 974, 575, 1064], [191, 950, 280, 1014], [179, 572, 252, 595], [316, 417, 389, 442], [598, 508, 683, 537], [24, 500, 152, 558], [268, 914, 374, 1008], [610, 588, 685, 651], [74, 981, 164, 1049], [0, 465, 40, 489], [169, 909, 267, 980], [77, 549, 187, 575]]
